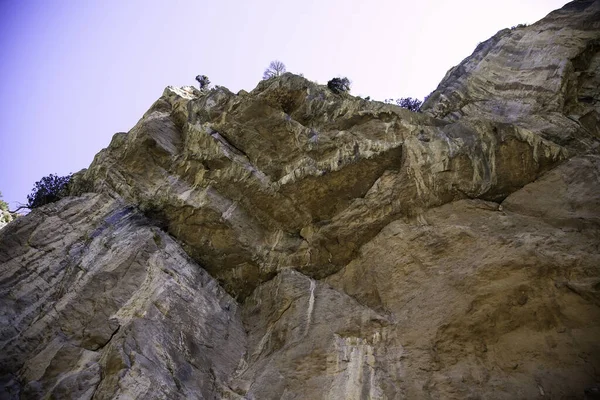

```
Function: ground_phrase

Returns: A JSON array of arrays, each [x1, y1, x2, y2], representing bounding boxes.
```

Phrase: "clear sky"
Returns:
[[0, 0, 567, 209]]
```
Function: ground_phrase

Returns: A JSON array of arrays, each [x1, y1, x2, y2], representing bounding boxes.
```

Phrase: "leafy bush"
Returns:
[[385, 97, 422, 112], [396, 97, 422, 112], [327, 77, 351, 94], [27, 173, 72, 209], [195, 75, 211, 90], [0, 191, 7, 212], [0, 212, 11, 224], [263, 60, 286, 80]]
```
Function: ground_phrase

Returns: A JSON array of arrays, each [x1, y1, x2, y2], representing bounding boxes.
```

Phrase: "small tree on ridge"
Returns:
[[263, 60, 286, 80]]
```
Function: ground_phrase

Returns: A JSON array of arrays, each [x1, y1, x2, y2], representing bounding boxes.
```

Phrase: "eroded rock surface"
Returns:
[[232, 270, 392, 399], [325, 156, 600, 398], [80, 61, 568, 298], [2, 1, 600, 399], [0, 194, 245, 399], [421, 0, 600, 152]]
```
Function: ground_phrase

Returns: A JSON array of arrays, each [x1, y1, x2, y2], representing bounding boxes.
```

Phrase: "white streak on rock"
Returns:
[[305, 279, 316, 336]]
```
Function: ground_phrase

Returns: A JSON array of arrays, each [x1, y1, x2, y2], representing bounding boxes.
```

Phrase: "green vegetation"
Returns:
[[195, 75, 211, 90], [0, 191, 7, 212], [327, 77, 351, 94], [0, 191, 12, 224], [27, 173, 72, 209], [385, 97, 423, 112], [511, 23, 528, 30]]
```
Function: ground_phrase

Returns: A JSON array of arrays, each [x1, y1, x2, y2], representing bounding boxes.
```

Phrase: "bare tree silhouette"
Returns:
[[263, 60, 286, 80]]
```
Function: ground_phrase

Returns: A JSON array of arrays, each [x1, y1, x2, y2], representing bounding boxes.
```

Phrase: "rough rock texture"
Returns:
[[232, 270, 391, 399], [2, 1, 600, 399], [326, 156, 600, 398], [421, 0, 600, 153], [78, 57, 566, 299], [0, 194, 245, 399]]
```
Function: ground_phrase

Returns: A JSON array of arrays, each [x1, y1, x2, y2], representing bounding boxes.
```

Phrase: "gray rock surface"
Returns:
[[0, 194, 245, 399], [79, 59, 568, 299], [325, 156, 600, 398], [232, 270, 392, 399], [1, 1, 600, 398], [421, 0, 600, 152]]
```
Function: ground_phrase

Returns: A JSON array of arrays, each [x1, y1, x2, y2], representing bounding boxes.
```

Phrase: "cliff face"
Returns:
[[0, 195, 245, 398], [1, 1, 600, 399], [76, 73, 566, 300], [421, 0, 600, 150]]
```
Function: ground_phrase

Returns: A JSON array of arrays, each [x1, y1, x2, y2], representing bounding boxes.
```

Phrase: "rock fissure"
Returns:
[[95, 324, 121, 352]]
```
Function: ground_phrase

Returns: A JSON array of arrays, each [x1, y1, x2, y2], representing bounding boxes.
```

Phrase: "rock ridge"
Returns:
[[78, 69, 570, 298], [1, 1, 600, 398]]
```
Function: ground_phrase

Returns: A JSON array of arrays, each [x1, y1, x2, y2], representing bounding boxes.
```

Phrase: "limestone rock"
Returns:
[[325, 159, 600, 397], [0, 194, 245, 399], [1, 1, 600, 399], [232, 270, 392, 399], [421, 0, 600, 152], [81, 68, 568, 298]]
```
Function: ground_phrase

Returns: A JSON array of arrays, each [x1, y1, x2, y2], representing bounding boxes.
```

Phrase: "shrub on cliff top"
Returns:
[[396, 97, 422, 112], [327, 77, 351, 94], [511, 23, 528, 30], [195, 75, 211, 90], [384, 97, 423, 112], [27, 173, 72, 209]]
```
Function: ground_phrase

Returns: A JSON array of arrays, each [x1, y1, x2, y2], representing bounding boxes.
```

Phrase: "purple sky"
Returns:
[[0, 0, 566, 209]]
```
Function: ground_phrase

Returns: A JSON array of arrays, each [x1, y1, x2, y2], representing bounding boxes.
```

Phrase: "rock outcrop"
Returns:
[[1, 1, 599, 398], [421, 0, 600, 152], [76, 65, 567, 299], [0, 195, 245, 399]]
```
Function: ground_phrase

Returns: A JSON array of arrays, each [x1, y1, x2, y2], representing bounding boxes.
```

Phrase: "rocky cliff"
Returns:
[[1, 1, 600, 399]]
